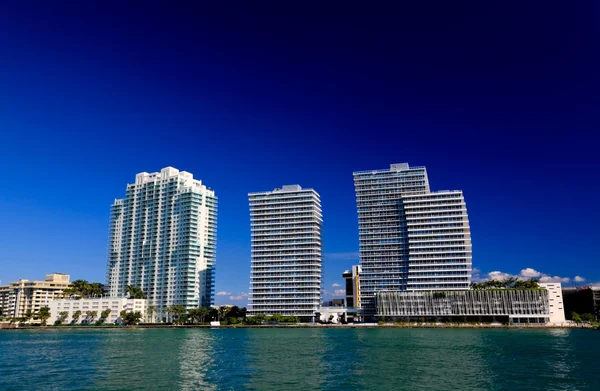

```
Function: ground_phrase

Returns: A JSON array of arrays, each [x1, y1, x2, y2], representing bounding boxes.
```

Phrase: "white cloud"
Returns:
[[519, 268, 541, 278], [480, 267, 577, 285], [575, 276, 586, 282], [488, 271, 512, 281], [332, 283, 341, 287], [216, 291, 231, 296], [332, 289, 345, 297], [471, 268, 484, 282], [228, 292, 249, 300]]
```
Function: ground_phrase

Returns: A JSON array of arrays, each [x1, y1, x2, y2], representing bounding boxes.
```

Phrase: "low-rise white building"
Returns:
[[540, 282, 566, 324], [48, 298, 147, 325], [376, 283, 567, 325]]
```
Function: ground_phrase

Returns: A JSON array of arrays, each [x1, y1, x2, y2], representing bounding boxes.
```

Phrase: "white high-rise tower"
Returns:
[[107, 167, 217, 320], [248, 185, 322, 321], [353, 163, 472, 318]]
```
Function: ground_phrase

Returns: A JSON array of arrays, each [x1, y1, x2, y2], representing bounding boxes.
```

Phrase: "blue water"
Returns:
[[0, 328, 598, 390]]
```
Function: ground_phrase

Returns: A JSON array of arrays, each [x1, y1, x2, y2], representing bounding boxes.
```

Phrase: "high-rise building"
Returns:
[[107, 167, 217, 320], [248, 185, 322, 321], [0, 273, 71, 320], [353, 163, 472, 317]]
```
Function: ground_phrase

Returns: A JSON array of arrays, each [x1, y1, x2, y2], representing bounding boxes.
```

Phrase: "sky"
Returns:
[[0, 1, 598, 305]]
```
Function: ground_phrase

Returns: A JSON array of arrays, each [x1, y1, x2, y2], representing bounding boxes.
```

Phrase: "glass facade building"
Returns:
[[353, 163, 472, 317], [248, 185, 322, 321], [107, 167, 217, 320]]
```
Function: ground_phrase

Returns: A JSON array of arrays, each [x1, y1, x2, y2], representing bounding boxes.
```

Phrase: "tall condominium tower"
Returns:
[[107, 167, 217, 319], [353, 163, 472, 317], [248, 185, 322, 321]]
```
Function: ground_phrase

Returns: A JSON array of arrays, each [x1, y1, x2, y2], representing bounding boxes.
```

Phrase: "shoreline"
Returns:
[[1, 323, 596, 331]]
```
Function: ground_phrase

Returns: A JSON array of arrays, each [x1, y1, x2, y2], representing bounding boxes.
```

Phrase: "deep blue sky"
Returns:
[[1, 1, 598, 304]]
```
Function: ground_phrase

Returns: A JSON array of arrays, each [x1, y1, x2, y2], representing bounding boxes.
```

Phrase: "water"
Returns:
[[0, 328, 598, 390]]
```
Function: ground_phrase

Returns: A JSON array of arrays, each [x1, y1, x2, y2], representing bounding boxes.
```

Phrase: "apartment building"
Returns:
[[353, 163, 472, 318], [107, 167, 217, 320], [248, 185, 322, 321], [0, 273, 70, 319]]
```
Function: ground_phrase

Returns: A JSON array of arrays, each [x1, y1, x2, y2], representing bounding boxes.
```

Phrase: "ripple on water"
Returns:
[[0, 328, 598, 391]]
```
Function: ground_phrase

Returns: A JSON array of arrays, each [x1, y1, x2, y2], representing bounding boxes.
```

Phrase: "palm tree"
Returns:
[[38, 306, 51, 326], [86, 311, 98, 324], [70, 280, 91, 297], [146, 305, 157, 323], [100, 309, 112, 323], [23, 310, 33, 324], [199, 307, 210, 323], [72, 310, 82, 324], [167, 305, 187, 324], [125, 285, 146, 299], [88, 283, 103, 297], [57, 311, 69, 325]]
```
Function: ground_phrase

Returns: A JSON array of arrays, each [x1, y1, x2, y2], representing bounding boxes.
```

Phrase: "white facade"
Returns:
[[48, 298, 147, 325], [353, 163, 472, 317], [248, 185, 322, 320], [107, 167, 217, 319], [540, 282, 566, 324], [0, 274, 70, 320]]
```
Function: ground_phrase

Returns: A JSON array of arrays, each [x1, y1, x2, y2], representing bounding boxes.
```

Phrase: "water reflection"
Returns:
[[246, 329, 326, 391], [177, 330, 218, 390], [1, 328, 599, 390], [360, 329, 492, 390]]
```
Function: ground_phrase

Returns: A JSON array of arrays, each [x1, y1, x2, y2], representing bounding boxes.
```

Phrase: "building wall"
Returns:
[[540, 283, 566, 323], [343, 265, 361, 310], [562, 286, 599, 320], [48, 298, 147, 325], [353, 163, 472, 317], [403, 191, 471, 290], [0, 274, 70, 319], [107, 167, 217, 319], [248, 185, 322, 319], [376, 289, 550, 320]]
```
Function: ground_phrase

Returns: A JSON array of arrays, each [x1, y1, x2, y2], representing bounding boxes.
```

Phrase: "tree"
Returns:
[[72, 310, 82, 323], [86, 311, 98, 324], [88, 283, 103, 297], [186, 307, 211, 324], [38, 306, 51, 326], [198, 307, 210, 323], [121, 311, 143, 325], [146, 305, 157, 323], [209, 308, 219, 322], [245, 314, 266, 325], [100, 309, 112, 322], [23, 310, 33, 324], [572, 312, 582, 323], [227, 317, 242, 325], [167, 305, 187, 324], [581, 313, 595, 322], [56, 311, 69, 325], [125, 285, 146, 299], [217, 306, 230, 322], [470, 278, 540, 290]]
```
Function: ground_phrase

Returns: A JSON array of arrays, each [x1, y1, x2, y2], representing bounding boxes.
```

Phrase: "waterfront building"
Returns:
[[376, 282, 566, 325], [48, 297, 147, 325], [342, 265, 362, 322], [0, 274, 70, 320], [562, 286, 600, 320], [248, 185, 322, 322], [353, 163, 472, 318], [107, 167, 217, 320]]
